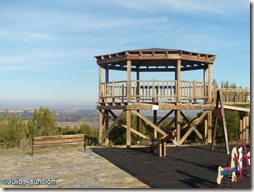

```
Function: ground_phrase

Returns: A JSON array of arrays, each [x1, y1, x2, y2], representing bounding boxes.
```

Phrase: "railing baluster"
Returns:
[[98, 79, 238, 104]]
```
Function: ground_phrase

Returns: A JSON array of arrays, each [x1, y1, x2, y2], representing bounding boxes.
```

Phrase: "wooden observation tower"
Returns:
[[95, 48, 217, 148]]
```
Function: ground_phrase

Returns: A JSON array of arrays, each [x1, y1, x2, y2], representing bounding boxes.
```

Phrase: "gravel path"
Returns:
[[0, 149, 149, 188]]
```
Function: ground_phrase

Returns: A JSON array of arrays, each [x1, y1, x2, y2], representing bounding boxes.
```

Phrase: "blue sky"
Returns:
[[0, 0, 250, 107]]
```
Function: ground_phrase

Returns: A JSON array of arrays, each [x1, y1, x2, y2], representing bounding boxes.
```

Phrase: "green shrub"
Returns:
[[27, 107, 60, 137], [0, 110, 27, 149], [61, 126, 80, 135], [79, 124, 98, 145]]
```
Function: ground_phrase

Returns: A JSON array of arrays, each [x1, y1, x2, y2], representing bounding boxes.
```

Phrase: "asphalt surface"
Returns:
[[93, 144, 251, 189]]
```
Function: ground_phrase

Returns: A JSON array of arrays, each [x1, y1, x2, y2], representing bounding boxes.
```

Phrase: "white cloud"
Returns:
[[0, 29, 56, 43], [0, 6, 167, 34], [0, 47, 103, 72], [109, 0, 247, 15]]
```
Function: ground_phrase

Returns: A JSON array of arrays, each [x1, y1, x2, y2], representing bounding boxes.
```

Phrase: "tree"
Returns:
[[79, 124, 98, 145], [27, 107, 59, 137], [0, 110, 27, 148], [221, 81, 237, 89]]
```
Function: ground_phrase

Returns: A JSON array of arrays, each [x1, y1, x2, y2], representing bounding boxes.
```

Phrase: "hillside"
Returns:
[[0, 108, 200, 130]]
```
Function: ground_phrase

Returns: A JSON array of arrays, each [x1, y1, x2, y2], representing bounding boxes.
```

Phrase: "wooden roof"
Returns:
[[95, 48, 216, 72]]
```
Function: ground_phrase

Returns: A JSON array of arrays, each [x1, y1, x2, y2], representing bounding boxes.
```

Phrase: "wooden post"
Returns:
[[126, 109, 131, 148], [99, 66, 103, 103], [212, 79, 217, 103], [84, 135, 86, 151], [98, 110, 103, 145], [211, 116, 218, 151], [136, 110, 140, 139], [175, 60, 181, 103], [127, 60, 132, 103], [246, 115, 249, 144], [207, 63, 212, 103], [105, 68, 109, 103], [204, 112, 208, 144], [174, 59, 181, 145], [158, 137, 162, 157], [136, 68, 140, 135], [153, 110, 158, 139], [193, 79, 196, 102], [163, 142, 166, 157], [175, 110, 181, 145], [242, 114, 246, 141], [207, 111, 212, 143], [221, 107, 229, 154], [203, 67, 207, 102], [152, 78, 155, 102], [136, 68, 140, 102], [211, 90, 230, 154], [98, 66, 104, 145], [105, 110, 109, 145], [239, 113, 243, 140], [126, 60, 132, 148]]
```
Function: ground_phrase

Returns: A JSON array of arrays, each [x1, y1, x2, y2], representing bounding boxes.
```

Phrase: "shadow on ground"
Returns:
[[93, 145, 251, 189]]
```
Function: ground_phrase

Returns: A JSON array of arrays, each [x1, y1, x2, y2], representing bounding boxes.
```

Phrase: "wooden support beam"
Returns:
[[136, 68, 140, 102], [195, 110, 209, 125], [246, 115, 250, 143], [181, 117, 198, 130], [100, 110, 126, 143], [211, 116, 218, 151], [158, 137, 162, 157], [105, 68, 109, 103], [163, 142, 166, 157], [127, 60, 132, 103], [100, 110, 115, 121], [153, 110, 158, 139], [167, 116, 176, 129], [175, 60, 181, 103], [140, 119, 154, 139], [193, 126, 203, 140], [131, 110, 167, 136], [99, 66, 103, 103], [179, 127, 195, 145], [242, 114, 246, 141], [207, 63, 212, 103], [211, 90, 230, 154], [240, 115, 243, 140], [180, 111, 190, 122], [223, 105, 250, 112], [175, 110, 181, 144], [121, 125, 149, 139], [204, 113, 208, 144], [136, 109, 140, 135], [104, 110, 109, 145], [156, 110, 174, 126], [108, 110, 117, 119], [98, 110, 103, 144], [126, 110, 131, 147], [178, 111, 208, 145], [203, 67, 208, 102], [207, 111, 212, 143]]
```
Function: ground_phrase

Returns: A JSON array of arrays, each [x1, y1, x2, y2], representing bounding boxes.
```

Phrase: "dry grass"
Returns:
[[0, 143, 86, 157]]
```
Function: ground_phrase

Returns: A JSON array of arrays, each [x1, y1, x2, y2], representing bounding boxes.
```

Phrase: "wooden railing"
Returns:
[[100, 81, 127, 102], [219, 88, 250, 105], [100, 79, 211, 103]]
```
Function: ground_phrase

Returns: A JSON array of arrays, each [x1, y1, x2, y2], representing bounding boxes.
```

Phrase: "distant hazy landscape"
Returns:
[[0, 104, 200, 130]]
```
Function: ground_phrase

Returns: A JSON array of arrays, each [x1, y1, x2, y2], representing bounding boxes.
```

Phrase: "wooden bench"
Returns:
[[32, 134, 86, 156]]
